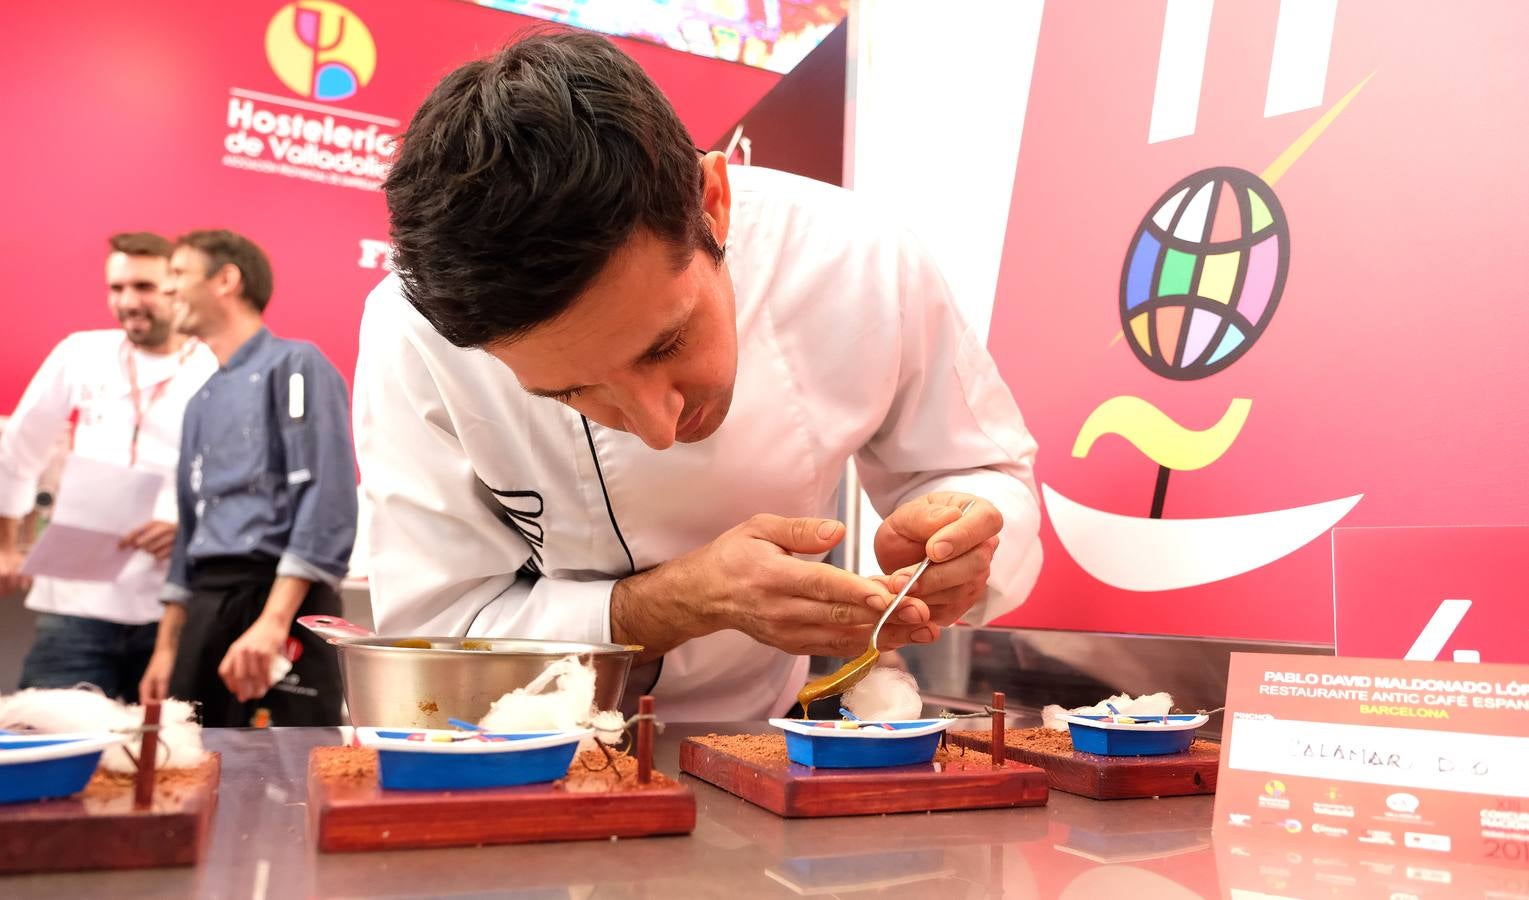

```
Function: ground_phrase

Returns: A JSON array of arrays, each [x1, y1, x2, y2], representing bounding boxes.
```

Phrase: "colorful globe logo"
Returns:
[[1120, 167, 1290, 380], [265, 1, 377, 102]]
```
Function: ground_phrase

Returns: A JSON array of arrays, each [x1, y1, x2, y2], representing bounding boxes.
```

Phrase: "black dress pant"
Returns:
[[169, 556, 343, 727]]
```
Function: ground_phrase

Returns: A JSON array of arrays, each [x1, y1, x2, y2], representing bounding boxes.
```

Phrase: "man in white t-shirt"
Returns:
[[355, 32, 1042, 719], [0, 232, 216, 699]]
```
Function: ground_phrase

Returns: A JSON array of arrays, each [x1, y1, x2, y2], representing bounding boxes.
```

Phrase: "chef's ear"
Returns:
[[211, 262, 243, 300], [699, 150, 732, 249]]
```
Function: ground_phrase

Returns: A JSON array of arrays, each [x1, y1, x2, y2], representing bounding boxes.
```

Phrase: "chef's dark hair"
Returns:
[[384, 29, 724, 349], [108, 232, 172, 259], [175, 229, 274, 313]]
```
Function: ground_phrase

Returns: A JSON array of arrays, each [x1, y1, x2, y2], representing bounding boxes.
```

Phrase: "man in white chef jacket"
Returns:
[[354, 31, 1042, 720], [0, 232, 216, 699]]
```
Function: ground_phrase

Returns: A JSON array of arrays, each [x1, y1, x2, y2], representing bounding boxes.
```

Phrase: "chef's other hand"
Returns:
[[120, 520, 178, 561], [873, 492, 1001, 627], [611, 514, 936, 663], [218, 617, 288, 702], [0, 547, 31, 596], [139, 649, 175, 703]]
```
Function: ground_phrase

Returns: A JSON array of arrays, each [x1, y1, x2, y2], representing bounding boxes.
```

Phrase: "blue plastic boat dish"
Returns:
[[0, 734, 121, 805], [1063, 714, 1204, 756], [771, 719, 951, 769], [360, 729, 588, 791]]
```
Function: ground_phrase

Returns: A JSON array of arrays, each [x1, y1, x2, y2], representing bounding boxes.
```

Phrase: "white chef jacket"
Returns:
[[353, 166, 1042, 720], [0, 330, 217, 624]]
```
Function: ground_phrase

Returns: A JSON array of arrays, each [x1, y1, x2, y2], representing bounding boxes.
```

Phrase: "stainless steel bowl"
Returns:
[[298, 616, 635, 728]]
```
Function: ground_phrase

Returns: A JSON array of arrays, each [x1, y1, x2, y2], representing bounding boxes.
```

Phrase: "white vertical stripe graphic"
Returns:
[[845, 0, 1046, 572], [1403, 599, 1472, 661], [1148, 0, 1216, 144], [845, 0, 1044, 342], [1264, 0, 1339, 117]]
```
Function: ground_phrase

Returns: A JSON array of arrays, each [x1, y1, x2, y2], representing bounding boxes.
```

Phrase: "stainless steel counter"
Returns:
[[4, 727, 1520, 899]]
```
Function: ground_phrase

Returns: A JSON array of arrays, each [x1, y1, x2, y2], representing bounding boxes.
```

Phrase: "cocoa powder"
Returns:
[[692, 733, 792, 767], [78, 756, 217, 806], [556, 750, 675, 793], [312, 746, 378, 783]]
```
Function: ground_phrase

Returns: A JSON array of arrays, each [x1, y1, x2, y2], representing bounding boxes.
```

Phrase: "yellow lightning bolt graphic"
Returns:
[[1261, 72, 1376, 186]]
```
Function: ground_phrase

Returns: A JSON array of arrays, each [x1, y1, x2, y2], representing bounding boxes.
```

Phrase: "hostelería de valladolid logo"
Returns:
[[221, 1, 398, 192], [265, 0, 376, 101]]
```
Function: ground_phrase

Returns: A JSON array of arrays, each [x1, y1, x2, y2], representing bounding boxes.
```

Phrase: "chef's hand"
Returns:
[[874, 492, 1002, 626], [139, 649, 175, 703], [139, 603, 185, 703], [611, 514, 937, 664], [0, 548, 31, 596], [120, 520, 178, 561], [219, 616, 288, 702]]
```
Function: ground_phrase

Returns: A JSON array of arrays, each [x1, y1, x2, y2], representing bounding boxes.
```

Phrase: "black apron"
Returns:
[[169, 556, 343, 727]]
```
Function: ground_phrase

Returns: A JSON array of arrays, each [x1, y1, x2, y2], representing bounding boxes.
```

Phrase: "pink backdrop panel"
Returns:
[[0, 0, 779, 404]]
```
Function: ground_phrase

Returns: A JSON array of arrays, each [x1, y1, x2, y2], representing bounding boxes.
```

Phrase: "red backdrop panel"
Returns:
[[1334, 526, 1529, 665], [0, 0, 778, 405], [987, 1, 1529, 642]]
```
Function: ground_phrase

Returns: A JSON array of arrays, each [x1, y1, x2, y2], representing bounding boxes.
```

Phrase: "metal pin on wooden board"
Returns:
[[637, 695, 654, 785], [134, 701, 162, 809], [990, 692, 1005, 768]]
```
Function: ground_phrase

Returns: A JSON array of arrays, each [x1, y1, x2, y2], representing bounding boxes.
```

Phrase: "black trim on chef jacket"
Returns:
[[581, 416, 636, 575], [582, 416, 662, 705]]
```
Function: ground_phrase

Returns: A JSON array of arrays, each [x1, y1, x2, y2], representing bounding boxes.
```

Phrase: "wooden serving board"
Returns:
[[308, 747, 695, 852], [0, 753, 221, 873], [947, 727, 1219, 800], [679, 734, 1048, 818]]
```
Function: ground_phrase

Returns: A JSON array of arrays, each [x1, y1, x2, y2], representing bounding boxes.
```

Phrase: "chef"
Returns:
[[0, 231, 215, 700], [140, 229, 356, 727], [353, 31, 1042, 720]]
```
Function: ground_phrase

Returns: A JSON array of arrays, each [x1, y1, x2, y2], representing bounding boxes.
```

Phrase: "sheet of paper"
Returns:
[[18, 456, 164, 582], [20, 524, 140, 582], [48, 456, 163, 534]]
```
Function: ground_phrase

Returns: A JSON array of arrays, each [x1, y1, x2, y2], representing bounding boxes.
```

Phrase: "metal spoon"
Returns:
[[794, 500, 977, 714]]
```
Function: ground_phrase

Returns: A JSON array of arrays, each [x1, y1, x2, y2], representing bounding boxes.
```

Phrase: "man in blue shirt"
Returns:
[[138, 230, 357, 727]]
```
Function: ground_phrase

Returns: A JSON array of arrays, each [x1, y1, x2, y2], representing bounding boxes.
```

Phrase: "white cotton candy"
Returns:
[[583, 709, 627, 754], [478, 656, 623, 748], [1040, 704, 1071, 731], [841, 667, 923, 721], [1043, 691, 1176, 731], [0, 688, 206, 772]]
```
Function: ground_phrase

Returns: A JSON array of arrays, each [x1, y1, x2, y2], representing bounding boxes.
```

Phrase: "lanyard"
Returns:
[[122, 338, 198, 466]]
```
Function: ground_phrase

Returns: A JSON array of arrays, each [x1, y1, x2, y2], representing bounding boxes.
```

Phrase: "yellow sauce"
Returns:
[[795, 646, 879, 714]]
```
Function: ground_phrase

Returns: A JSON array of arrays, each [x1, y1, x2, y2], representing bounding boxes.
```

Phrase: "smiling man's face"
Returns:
[[106, 252, 173, 349]]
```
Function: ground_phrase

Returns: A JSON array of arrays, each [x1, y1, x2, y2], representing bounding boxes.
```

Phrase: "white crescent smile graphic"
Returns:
[[1042, 484, 1362, 592]]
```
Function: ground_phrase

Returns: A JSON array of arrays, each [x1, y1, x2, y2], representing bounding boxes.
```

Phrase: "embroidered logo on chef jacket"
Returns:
[[75, 382, 112, 425], [487, 487, 545, 576]]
